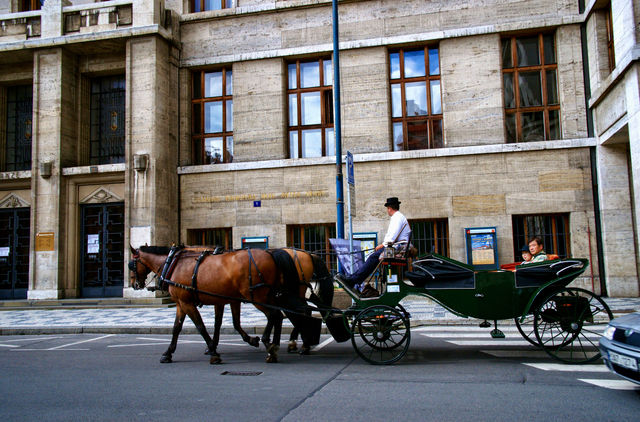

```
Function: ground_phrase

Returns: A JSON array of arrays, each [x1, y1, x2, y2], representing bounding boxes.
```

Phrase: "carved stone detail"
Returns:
[[0, 193, 30, 208], [81, 187, 123, 204]]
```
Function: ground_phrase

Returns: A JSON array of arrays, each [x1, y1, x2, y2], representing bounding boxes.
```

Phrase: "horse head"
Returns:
[[129, 245, 152, 290]]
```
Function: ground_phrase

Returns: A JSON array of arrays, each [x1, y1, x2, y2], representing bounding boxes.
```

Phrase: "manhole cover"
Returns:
[[220, 371, 262, 376]]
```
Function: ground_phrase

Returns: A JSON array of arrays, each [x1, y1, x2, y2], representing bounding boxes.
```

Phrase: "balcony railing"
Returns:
[[63, 0, 132, 35], [0, 10, 41, 42]]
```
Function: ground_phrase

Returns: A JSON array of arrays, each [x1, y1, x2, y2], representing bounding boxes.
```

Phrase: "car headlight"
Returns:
[[603, 325, 616, 340]]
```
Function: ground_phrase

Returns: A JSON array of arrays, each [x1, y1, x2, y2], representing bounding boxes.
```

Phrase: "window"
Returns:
[[605, 4, 616, 73], [409, 219, 449, 257], [389, 46, 443, 151], [287, 58, 334, 158], [191, 0, 235, 13], [4, 85, 32, 172], [192, 69, 233, 164], [90, 75, 125, 165], [512, 214, 570, 260], [187, 228, 233, 250], [287, 224, 336, 272], [502, 34, 560, 142], [18, 0, 42, 12]]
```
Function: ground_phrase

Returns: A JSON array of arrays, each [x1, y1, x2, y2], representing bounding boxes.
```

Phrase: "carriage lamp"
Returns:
[[133, 154, 149, 172], [40, 161, 52, 178]]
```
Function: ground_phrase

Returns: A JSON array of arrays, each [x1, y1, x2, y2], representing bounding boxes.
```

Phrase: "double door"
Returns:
[[0, 208, 30, 299]]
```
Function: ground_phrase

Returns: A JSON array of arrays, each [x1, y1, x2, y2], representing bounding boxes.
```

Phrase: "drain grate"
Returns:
[[220, 371, 262, 376]]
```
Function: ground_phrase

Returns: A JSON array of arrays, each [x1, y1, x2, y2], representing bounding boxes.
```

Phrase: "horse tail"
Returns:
[[268, 248, 300, 294], [309, 253, 334, 315]]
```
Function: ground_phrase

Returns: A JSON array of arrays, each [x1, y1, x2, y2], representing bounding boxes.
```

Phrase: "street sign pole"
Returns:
[[346, 151, 355, 270]]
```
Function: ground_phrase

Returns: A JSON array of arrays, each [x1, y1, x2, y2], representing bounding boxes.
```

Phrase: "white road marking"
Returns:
[[47, 334, 114, 350], [480, 350, 550, 358], [523, 363, 609, 372], [312, 337, 334, 351], [0, 344, 20, 348], [13, 349, 90, 352], [0, 337, 61, 342], [578, 379, 639, 390], [414, 326, 522, 332]]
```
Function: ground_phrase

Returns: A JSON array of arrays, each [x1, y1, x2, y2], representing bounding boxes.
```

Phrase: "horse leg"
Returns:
[[262, 318, 274, 349], [161, 305, 186, 363], [265, 311, 283, 363], [231, 302, 259, 348], [288, 327, 299, 353], [204, 304, 224, 357], [183, 303, 220, 364]]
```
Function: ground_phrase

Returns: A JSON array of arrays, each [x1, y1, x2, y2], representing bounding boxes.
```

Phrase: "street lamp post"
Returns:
[[333, 0, 344, 241]]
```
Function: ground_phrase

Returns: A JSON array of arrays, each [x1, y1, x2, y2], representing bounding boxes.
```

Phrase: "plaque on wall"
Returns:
[[35, 232, 55, 251]]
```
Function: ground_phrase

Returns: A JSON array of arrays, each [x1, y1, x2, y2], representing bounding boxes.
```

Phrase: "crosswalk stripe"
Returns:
[[480, 350, 549, 358], [414, 326, 522, 332], [578, 379, 639, 390], [523, 363, 609, 372]]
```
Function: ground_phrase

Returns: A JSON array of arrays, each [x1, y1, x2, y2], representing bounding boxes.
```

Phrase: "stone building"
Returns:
[[0, 0, 638, 301]]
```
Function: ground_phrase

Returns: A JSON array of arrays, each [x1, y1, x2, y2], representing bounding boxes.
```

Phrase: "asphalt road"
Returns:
[[1, 328, 639, 422]]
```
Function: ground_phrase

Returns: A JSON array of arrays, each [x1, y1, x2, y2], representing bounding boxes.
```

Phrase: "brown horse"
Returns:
[[129, 245, 324, 364]]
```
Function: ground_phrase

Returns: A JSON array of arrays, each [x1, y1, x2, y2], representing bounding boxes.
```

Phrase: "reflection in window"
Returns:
[[389, 46, 443, 151], [191, 0, 235, 13], [502, 33, 560, 142], [192, 69, 233, 164], [287, 58, 334, 158]]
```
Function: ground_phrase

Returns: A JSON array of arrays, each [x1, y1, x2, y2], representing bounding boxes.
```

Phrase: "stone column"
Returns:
[[29, 48, 76, 299], [40, 0, 70, 38], [133, 0, 161, 27], [124, 36, 179, 298], [625, 64, 640, 289]]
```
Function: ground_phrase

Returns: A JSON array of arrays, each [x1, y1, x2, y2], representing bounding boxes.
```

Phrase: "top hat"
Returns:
[[384, 197, 401, 207]]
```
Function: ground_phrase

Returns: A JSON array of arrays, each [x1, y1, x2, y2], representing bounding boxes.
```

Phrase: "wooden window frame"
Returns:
[[89, 75, 126, 165], [512, 213, 570, 260], [190, 0, 234, 13], [3, 84, 33, 172], [287, 223, 336, 271], [389, 46, 443, 151], [287, 58, 334, 158], [605, 4, 616, 73], [502, 33, 561, 142], [187, 227, 233, 250], [18, 0, 41, 12], [191, 68, 233, 165], [408, 218, 449, 257]]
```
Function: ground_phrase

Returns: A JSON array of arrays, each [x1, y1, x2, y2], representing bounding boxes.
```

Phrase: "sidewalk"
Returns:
[[1, 296, 639, 336]]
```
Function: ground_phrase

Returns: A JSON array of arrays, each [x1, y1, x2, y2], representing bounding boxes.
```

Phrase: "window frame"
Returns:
[[18, 0, 41, 12], [190, 0, 235, 13], [287, 58, 334, 159], [3, 84, 33, 172], [511, 213, 570, 260], [408, 218, 449, 257], [191, 68, 233, 165], [501, 33, 561, 142], [605, 4, 616, 73], [389, 45, 443, 151], [187, 227, 233, 250], [89, 75, 126, 166], [287, 223, 336, 272]]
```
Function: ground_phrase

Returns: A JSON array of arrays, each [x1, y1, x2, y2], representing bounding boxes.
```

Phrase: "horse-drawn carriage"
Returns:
[[128, 244, 612, 366]]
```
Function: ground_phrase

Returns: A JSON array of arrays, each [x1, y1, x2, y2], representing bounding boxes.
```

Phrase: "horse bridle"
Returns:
[[129, 250, 159, 291]]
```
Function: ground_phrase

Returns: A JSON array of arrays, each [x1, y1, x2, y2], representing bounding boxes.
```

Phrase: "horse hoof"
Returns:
[[209, 355, 222, 365], [287, 340, 298, 353], [160, 355, 172, 363], [266, 354, 278, 363], [249, 337, 260, 348], [204, 348, 211, 355], [299, 345, 310, 355]]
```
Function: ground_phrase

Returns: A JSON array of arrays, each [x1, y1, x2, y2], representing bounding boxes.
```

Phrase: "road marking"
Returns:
[[13, 348, 90, 351], [480, 350, 550, 358], [523, 363, 609, 372], [108, 341, 247, 348], [312, 337, 334, 351], [47, 334, 114, 350], [428, 338, 535, 346], [578, 379, 639, 390], [0, 336, 61, 343], [415, 326, 522, 332], [0, 344, 20, 348]]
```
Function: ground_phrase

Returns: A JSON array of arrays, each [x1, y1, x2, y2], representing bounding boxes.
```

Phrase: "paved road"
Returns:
[[1, 326, 639, 422]]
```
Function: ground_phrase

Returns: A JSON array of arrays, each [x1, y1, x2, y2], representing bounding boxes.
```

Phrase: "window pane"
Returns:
[[502, 39, 512, 69], [289, 94, 298, 125], [521, 111, 545, 142], [300, 62, 320, 88], [205, 137, 223, 163], [204, 101, 223, 133], [226, 100, 233, 131], [405, 82, 428, 116], [503, 73, 515, 108], [407, 120, 428, 150], [301, 92, 321, 125], [548, 109, 560, 140], [431, 119, 443, 148], [289, 131, 299, 158], [323, 60, 333, 86], [226, 71, 233, 95], [325, 128, 335, 156], [428, 48, 440, 75], [193, 138, 203, 163], [288, 64, 297, 89], [324, 89, 334, 124], [516, 36, 540, 66], [543, 34, 555, 64], [204, 71, 222, 97], [226, 136, 233, 162], [193, 103, 201, 133], [391, 84, 402, 118], [404, 50, 426, 78], [390, 52, 400, 79], [193, 73, 202, 99], [301, 129, 322, 157], [393, 122, 403, 151], [505, 113, 516, 142], [204, 0, 222, 11], [546, 70, 558, 105], [430, 80, 441, 114], [518, 71, 542, 107]]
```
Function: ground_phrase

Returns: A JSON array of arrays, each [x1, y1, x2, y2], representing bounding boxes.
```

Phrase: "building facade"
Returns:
[[0, 0, 638, 300]]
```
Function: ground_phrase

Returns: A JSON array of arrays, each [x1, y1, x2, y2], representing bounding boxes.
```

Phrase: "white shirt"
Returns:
[[383, 210, 411, 247]]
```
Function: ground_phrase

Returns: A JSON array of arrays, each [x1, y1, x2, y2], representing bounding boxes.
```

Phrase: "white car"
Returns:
[[599, 312, 640, 385]]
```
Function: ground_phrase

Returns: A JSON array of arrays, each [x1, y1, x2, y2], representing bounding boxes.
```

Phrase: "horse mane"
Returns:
[[310, 253, 333, 310], [139, 245, 173, 255], [268, 249, 300, 293]]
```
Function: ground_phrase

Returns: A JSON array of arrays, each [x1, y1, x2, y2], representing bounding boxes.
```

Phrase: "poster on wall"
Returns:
[[465, 227, 498, 270], [87, 234, 100, 254], [0, 247, 9, 257]]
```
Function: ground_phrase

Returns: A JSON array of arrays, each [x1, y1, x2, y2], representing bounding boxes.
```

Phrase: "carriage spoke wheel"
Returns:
[[515, 313, 540, 347], [533, 287, 613, 364], [351, 305, 410, 365]]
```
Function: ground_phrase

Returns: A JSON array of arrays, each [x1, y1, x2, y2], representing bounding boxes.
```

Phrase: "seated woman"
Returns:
[[521, 236, 547, 265]]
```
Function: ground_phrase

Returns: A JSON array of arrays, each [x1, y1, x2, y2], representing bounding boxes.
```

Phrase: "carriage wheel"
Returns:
[[533, 287, 613, 364], [351, 305, 411, 365], [514, 314, 540, 347]]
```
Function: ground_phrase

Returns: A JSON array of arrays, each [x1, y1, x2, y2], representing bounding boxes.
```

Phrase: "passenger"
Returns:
[[522, 236, 548, 264], [520, 244, 532, 264], [335, 197, 411, 297]]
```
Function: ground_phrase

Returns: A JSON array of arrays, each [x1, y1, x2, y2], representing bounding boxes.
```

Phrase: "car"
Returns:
[[599, 311, 640, 385]]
